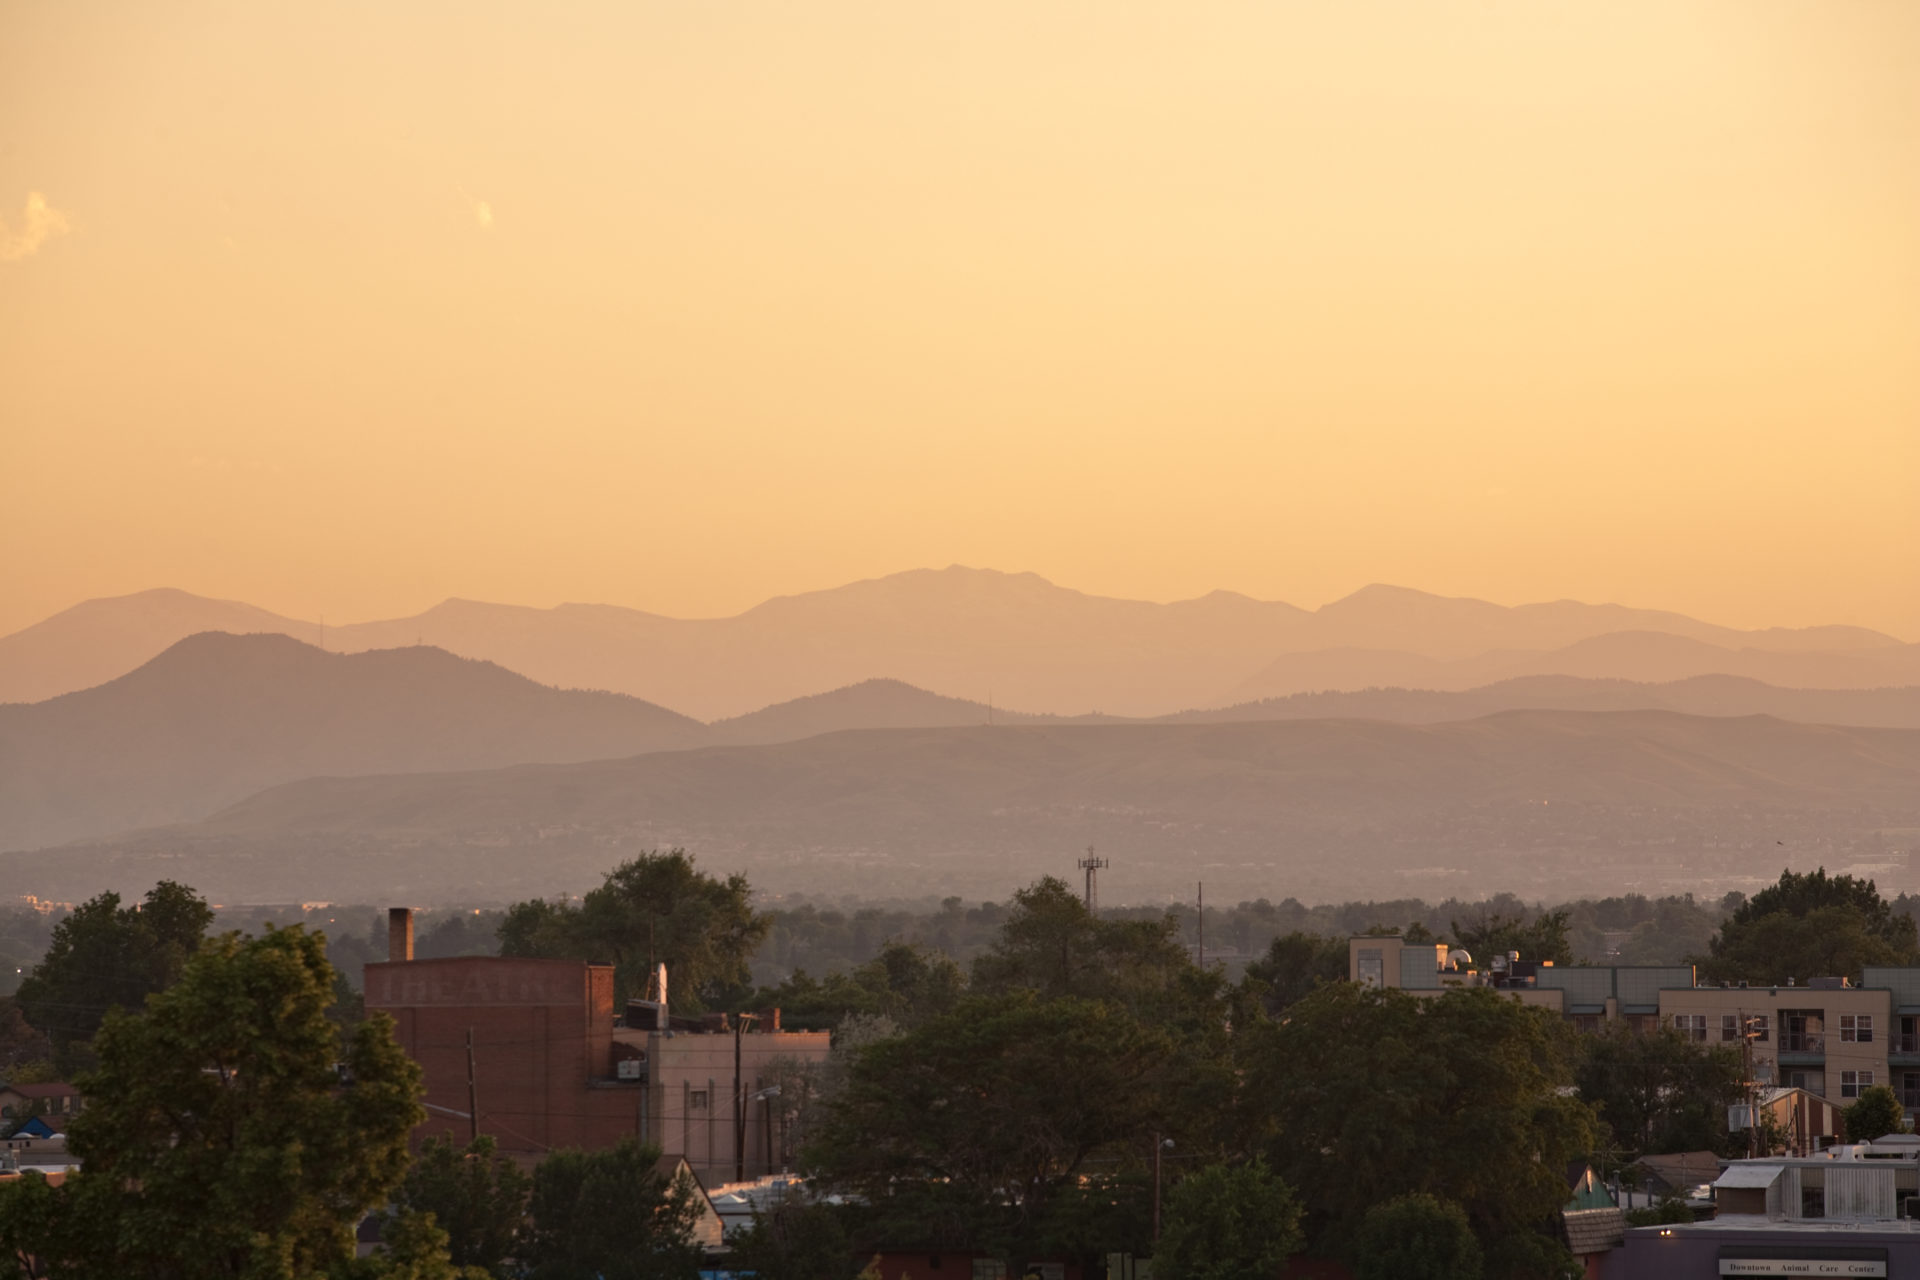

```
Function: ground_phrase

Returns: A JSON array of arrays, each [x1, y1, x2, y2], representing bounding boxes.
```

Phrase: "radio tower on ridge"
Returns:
[[1078, 846, 1110, 912]]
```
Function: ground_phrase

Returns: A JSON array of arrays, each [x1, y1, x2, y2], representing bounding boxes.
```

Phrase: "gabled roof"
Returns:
[[1564, 1162, 1615, 1210], [1563, 1207, 1626, 1255], [5, 1115, 66, 1139], [1638, 1150, 1721, 1192], [1, 1083, 79, 1100], [654, 1154, 725, 1251]]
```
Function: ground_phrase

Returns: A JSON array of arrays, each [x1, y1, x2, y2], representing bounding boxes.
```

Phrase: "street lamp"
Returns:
[[753, 1085, 782, 1173]]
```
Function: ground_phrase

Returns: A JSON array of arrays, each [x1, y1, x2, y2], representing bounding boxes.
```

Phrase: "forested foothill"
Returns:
[[4, 858, 1920, 1277]]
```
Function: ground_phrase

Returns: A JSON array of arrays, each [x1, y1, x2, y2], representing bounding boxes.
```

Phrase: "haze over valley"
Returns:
[[3, 571, 1917, 909]]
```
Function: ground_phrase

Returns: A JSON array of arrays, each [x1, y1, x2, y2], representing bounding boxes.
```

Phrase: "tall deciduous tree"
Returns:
[[387, 1135, 532, 1277], [1247, 983, 1594, 1251], [970, 878, 1200, 1021], [520, 1139, 706, 1280], [0, 926, 446, 1278], [755, 941, 965, 1032], [1574, 1024, 1748, 1158], [14, 881, 213, 1073], [1844, 1085, 1907, 1143], [1152, 1161, 1303, 1280], [807, 992, 1175, 1274], [1242, 932, 1349, 1013], [499, 850, 767, 1010], [1352, 1195, 1482, 1280], [1702, 867, 1920, 983]]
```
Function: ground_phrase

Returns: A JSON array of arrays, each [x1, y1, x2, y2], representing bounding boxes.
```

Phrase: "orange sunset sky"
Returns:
[[3, 2, 1916, 638]]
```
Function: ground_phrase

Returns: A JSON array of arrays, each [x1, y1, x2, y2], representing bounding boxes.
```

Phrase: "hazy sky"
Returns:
[[4, 2, 1916, 638]]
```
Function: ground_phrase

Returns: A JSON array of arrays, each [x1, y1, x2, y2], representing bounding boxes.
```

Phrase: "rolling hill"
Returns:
[[0, 588, 323, 705], [13, 711, 1919, 907], [0, 632, 706, 851], [1223, 631, 1920, 704]]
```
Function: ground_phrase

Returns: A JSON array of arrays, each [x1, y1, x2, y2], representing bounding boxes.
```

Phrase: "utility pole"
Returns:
[[466, 1027, 479, 1143], [733, 1012, 759, 1183], [1078, 847, 1109, 912], [1197, 882, 1204, 969]]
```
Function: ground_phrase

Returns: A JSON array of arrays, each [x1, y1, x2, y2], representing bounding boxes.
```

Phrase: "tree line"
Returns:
[[5, 857, 1920, 1278]]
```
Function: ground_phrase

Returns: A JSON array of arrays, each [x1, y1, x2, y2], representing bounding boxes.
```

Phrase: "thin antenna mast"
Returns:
[[1197, 881, 1204, 969], [1078, 847, 1109, 912]]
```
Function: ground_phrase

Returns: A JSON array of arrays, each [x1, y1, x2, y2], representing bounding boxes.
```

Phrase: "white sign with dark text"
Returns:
[[1718, 1261, 1886, 1277]]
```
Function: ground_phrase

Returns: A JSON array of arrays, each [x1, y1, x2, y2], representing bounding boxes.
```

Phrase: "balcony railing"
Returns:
[[1892, 1034, 1920, 1055], [1903, 1087, 1920, 1110], [1780, 1033, 1826, 1054]]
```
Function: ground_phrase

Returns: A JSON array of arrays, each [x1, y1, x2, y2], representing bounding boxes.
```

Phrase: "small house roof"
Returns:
[[2, 1083, 79, 1100], [1638, 1150, 1722, 1191], [1563, 1207, 1626, 1255], [1715, 1163, 1785, 1189]]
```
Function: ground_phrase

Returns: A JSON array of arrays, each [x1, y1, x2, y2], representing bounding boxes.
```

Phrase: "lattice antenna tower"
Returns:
[[1078, 847, 1110, 913]]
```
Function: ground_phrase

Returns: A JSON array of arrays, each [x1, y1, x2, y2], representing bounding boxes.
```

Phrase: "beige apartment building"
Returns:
[[1350, 935, 1920, 1115]]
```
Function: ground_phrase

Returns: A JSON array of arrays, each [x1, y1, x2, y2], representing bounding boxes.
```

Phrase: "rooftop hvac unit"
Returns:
[[1728, 1104, 1754, 1131], [616, 1058, 643, 1081]]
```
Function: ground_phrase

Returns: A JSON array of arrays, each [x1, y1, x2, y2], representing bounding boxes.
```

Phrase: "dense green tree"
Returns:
[[1451, 910, 1572, 966], [1703, 906, 1915, 984], [499, 850, 769, 1010], [1734, 868, 1911, 941], [1844, 1084, 1908, 1143], [724, 1200, 860, 1280], [387, 1135, 532, 1276], [1574, 1024, 1748, 1158], [14, 882, 213, 1073], [1483, 1232, 1581, 1280], [1702, 868, 1919, 983], [0, 926, 440, 1279], [807, 992, 1175, 1274], [969, 877, 1249, 1117], [970, 879, 1249, 1163], [756, 941, 965, 1032], [1152, 1161, 1303, 1280], [1242, 932, 1349, 1012], [1246, 984, 1593, 1250], [0, 997, 52, 1076], [1352, 1195, 1482, 1280], [520, 1138, 705, 1280]]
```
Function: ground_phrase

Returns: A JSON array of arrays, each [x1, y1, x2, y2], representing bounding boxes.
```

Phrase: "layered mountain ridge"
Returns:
[[4, 569, 1910, 718]]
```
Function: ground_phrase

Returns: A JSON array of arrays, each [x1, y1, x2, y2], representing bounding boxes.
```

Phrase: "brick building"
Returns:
[[366, 908, 830, 1184]]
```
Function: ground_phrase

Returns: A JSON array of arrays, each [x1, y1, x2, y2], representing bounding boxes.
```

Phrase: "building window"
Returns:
[[1571, 1014, 1602, 1035], [1842, 1015, 1875, 1044], [1801, 1170, 1825, 1219], [690, 1090, 709, 1111], [1842, 1071, 1875, 1099], [1786, 1070, 1826, 1096], [1674, 1014, 1707, 1042], [1357, 948, 1384, 989], [1749, 1015, 1770, 1043]]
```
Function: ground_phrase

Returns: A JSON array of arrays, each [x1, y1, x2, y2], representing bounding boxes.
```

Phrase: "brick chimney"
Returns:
[[387, 907, 414, 962]]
